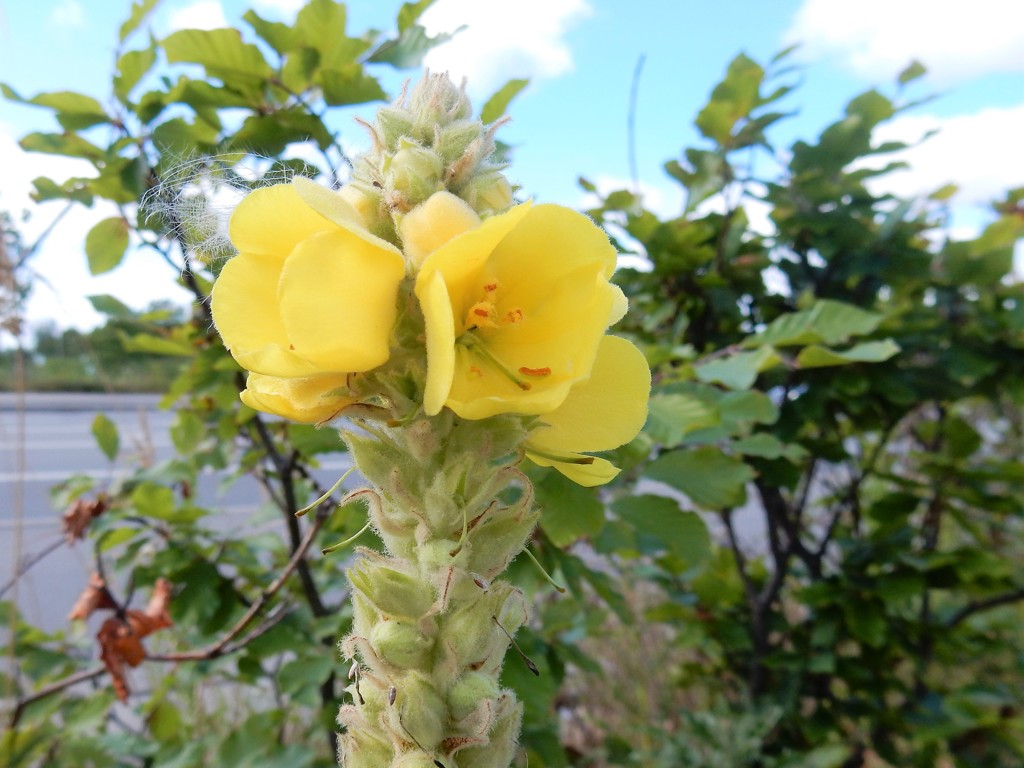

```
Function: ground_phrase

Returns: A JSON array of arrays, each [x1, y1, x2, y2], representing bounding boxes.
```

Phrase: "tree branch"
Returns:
[[946, 588, 1024, 628]]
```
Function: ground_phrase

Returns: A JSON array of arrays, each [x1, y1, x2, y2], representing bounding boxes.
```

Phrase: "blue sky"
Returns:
[[1, 0, 1022, 332]]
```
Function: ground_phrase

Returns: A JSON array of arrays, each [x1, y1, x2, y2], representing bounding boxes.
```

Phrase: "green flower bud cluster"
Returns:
[[337, 404, 539, 768], [349, 72, 514, 234]]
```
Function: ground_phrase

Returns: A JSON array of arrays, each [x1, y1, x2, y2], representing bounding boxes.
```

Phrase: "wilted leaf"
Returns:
[[69, 572, 117, 621], [61, 497, 108, 542], [97, 578, 174, 701]]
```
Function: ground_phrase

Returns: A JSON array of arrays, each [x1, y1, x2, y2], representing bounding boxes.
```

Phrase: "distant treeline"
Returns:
[[0, 301, 190, 393]]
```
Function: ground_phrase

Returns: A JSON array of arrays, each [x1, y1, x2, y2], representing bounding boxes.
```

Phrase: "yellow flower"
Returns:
[[410, 192, 629, 420], [239, 372, 354, 424], [525, 335, 650, 486], [211, 178, 405, 416]]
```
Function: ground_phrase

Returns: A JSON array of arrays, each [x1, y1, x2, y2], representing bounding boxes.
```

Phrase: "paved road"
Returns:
[[1, 392, 350, 633]]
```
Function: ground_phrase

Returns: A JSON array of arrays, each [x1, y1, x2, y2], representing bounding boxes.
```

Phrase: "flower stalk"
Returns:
[[209, 72, 650, 767]]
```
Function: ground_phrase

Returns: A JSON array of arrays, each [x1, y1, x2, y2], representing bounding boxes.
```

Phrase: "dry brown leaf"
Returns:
[[61, 498, 107, 543], [95, 579, 174, 702], [68, 572, 117, 621]]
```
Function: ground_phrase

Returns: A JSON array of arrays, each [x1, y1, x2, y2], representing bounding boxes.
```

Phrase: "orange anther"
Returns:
[[473, 308, 490, 318], [518, 366, 552, 378]]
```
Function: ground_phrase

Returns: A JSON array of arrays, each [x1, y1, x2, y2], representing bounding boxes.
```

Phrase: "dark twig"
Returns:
[[946, 588, 1024, 628]]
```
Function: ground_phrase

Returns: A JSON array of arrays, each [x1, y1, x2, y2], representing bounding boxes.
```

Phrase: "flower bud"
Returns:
[[461, 171, 514, 216], [370, 619, 434, 670], [386, 143, 443, 208], [447, 671, 499, 722]]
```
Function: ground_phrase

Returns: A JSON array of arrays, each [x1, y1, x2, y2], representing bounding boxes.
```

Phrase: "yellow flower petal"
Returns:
[[241, 372, 353, 424], [525, 451, 621, 487], [419, 271, 457, 415], [292, 177, 398, 254], [400, 191, 481, 268], [211, 251, 320, 378], [228, 183, 334, 258], [278, 229, 405, 373], [527, 335, 650, 453]]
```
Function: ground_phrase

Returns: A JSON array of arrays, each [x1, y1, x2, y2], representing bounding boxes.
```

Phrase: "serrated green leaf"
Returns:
[[613, 494, 711, 566], [795, 339, 900, 368], [85, 217, 130, 275], [481, 78, 528, 123], [536, 471, 604, 547], [695, 345, 781, 390], [92, 413, 120, 461], [645, 447, 755, 510]]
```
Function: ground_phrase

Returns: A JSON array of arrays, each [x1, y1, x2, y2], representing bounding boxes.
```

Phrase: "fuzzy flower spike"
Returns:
[[210, 72, 650, 768]]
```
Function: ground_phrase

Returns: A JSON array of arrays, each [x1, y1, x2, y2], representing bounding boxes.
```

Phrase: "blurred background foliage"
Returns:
[[2, 1, 1023, 766]]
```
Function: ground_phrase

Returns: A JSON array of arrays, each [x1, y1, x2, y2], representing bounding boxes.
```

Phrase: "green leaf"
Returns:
[[163, 29, 273, 86], [20, 131, 104, 161], [119, 332, 194, 357], [85, 217, 130, 275], [897, 60, 927, 85], [131, 483, 175, 520], [114, 43, 157, 102], [645, 392, 720, 447], [120, 0, 159, 42], [293, 0, 372, 69], [732, 433, 806, 460], [746, 300, 883, 348], [92, 414, 120, 461], [481, 79, 528, 123], [645, 447, 755, 510], [242, 10, 295, 55], [613, 494, 711, 567], [844, 600, 887, 647], [695, 346, 781, 390], [695, 53, 764, 146], [397, 0, 436, 32], [369, 23, 459, 69], [717, 390, 778, 427], [319, 66, 387, 107], [536, 471, 605, 547], [795, 339, 900, 368], [88, 294, 134, 317]]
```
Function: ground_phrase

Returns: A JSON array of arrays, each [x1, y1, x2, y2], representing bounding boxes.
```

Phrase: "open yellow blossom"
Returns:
[[526, 335, 650, 486], [410, 192, 629, 420], [211, 178, 405, 383]]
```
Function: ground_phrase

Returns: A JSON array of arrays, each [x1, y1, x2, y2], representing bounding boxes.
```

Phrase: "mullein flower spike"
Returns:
[[210, 72, 650, 767]]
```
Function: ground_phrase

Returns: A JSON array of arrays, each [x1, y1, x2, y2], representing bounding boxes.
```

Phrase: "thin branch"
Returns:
[[946, 588, 1024, 628], [8, 665, 106, 728], [627, 54, 646, 196], [0, 537, 64, 599], [148, 506, 329, 662], [720, 509, 757, 613]]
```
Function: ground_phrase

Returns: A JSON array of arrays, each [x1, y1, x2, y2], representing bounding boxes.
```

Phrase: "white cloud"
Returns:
[[419, 0, 592, 97], [786, 0, 1024, 83], [49, 0, 86, 29], [167, 0, 228, 32], [251, 0, 306, 16], [0, 124, 190, 333], [862, 104, 1024, 209]]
